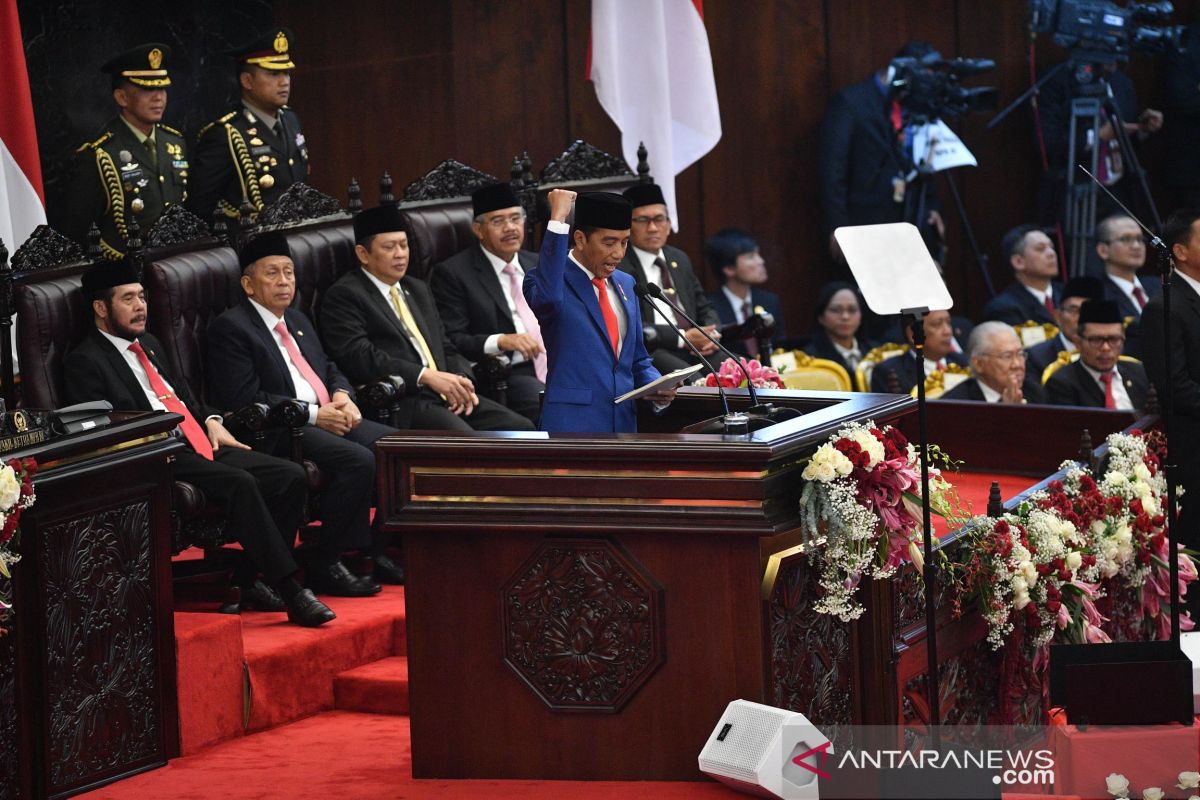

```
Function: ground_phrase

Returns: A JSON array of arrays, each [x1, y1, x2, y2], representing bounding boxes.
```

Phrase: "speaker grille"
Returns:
[[699, 703, 788, 783]]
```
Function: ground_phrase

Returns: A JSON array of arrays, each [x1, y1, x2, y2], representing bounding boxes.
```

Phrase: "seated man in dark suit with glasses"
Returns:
[[942, 321, 1045, 403], [1046, 299, 1149, 410]]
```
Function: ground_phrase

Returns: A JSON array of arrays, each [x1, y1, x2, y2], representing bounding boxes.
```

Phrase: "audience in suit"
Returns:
[[522, 190, 672, 434], [206, 232, 402, 592], [983, 225, 1063, 326], [618, 183, 721, 374], [63, 258, 335, 627], [1026, 276, 1105, 380], [869, 310, 967, 394], [1097, 214, 1160, 359], [804, 282, 877, 380], [942, 321, 1046, 403], [319, 205, 535, 433], [705, 228, 786, 359], [1046, 299, 1149, 410], [430, 183, 545, 424]]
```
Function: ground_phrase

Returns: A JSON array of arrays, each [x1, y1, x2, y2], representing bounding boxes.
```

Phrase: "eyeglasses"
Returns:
[[983, 349, 1027, 363], [825, 305, 860, 316], [1060, 303, 1084, 315], [1082, 335, 1126, 348], [1104, 234, 1145, 246], [484, 213, 526, 229], [632, 214, 670, 226]]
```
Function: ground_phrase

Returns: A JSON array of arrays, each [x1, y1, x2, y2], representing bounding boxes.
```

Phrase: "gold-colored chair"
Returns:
[[910, 362, 971, 399], [1014, 320, 1059, 348], [1042, 352, 1142, 384], [855, 343, 909, 392], [770, 350, 852, 392]]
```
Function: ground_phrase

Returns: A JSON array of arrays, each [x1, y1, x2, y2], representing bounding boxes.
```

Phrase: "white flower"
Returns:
[[815, 462, 835, 482], [0, 465, 19, 510], [1013, 589, 1031, 610], [1179, 771, 1200, 790], [1066, 552, 1082, 572], [1134, 462, 1152, 482], [1011, 575, 1028, 595], [1022, 561, 1039, 586], [1109, 472, 1129, 487], [1091, 519, 1108, 536], [1115, 524, 1133, 547], [1143, 788, 1164, 800], [1143, 494, 1161, 517], [849, 429, 885, 467], [1106, 773, 1130, 798]]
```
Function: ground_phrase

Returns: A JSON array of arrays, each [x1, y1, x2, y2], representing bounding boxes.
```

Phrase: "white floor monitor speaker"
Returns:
[[697, 699, 832, 800]]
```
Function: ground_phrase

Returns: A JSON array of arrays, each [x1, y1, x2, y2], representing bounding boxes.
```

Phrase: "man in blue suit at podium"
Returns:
[[524, 189, 676, 433]]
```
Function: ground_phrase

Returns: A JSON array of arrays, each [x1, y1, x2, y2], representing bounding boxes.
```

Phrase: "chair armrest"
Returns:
[[222, 402, 271, 441], [474, 353, 511, 382], [267, 398, 308, 430], [357, 376, 406, 410]]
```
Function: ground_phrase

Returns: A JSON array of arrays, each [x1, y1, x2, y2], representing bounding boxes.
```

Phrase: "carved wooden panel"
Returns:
[[402, 160, 498, 202], [9, 225, 83, 272], [39, 500, 162, 791], [767, 552, 854, 727], [540, 140, 632, 184], [145, 205, 212, 250], [256, 183, 343, 226], [501, 537, 664, 712]]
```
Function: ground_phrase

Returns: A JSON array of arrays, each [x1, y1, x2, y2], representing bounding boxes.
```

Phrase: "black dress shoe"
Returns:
[[286, 589, 336, 627], [308, 561, 383, 597], [372, 554, 405, 585], [240, 579, 286, 612]]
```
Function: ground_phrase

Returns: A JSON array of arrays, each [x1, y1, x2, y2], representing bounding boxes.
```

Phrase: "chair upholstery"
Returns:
[[1014, 320, 1059, 348], [855, 342, 909, 392], [911, 363, 971, 399], [400, 200, 477, 281], [284, 221, 357, 324], [15, 272, 91, 409], [769, 350, 852, 392]]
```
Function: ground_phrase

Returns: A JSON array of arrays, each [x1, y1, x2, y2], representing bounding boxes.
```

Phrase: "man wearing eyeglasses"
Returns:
[[942, 322, 1044, 404], [617, 184, 721, 373], [1046, 300, 1148, 411], [431, 183, 544, 423], [1096, 214, 1160, 360]]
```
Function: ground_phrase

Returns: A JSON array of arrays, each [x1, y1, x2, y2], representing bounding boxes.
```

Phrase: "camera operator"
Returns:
[[818, 40, 946, 265], [1164, 21, 1200, 207]]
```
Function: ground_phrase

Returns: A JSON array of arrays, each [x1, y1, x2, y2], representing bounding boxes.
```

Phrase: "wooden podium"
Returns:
[[376, 388, 915, 781], [0, 411, 185, 800]]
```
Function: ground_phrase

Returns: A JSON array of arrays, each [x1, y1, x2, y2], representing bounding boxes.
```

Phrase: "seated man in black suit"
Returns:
[[869, 309, 967, 394], [705, 228, 786, 359], [1097, 214, 1160, 359], [982, 225, 1062, 326], [943, 321, 1045, 403], [1026, 276, 1104, 380], [64, 258, 335, 627], [207, 232, 401, 592], [319, 204, 535, 432], [618, 183, 721, 373], [1046, 299, 1149, 410], [430, 183, 544, 424]]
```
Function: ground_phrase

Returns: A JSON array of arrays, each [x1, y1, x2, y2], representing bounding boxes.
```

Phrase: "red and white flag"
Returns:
[[0, 0, 45, 255], [590, 0, 721, 230]]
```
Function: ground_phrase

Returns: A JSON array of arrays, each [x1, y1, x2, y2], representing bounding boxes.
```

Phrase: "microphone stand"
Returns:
[[640, 283, 801, 429], [1078, 165, 1182, 644], [639, 289, 748, 437]]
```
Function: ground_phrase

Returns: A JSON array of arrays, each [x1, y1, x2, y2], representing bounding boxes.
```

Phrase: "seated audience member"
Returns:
[[982, 225, 1062, 326], [619, 183, 721, 373], [943, 321, 1045, 404], [1026, 276, 1105, 378], [206, 233, 402, 591], [705, 228, 786, 358], [869, 309, 967, 394], [1097, 214, 1159, 359], [319, 205, 535, 432], [1046, 299, 1149, 410], [804, 282, 877, 378], [64, 258, 334, 627], [430, 183, 544, 424]]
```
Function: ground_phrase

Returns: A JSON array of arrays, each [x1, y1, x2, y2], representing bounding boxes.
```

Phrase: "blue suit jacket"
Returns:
[[524, 230, 660, 433]]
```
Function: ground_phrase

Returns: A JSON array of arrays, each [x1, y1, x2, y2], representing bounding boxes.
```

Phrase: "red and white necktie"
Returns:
[[275, 321, 330, 406], [128, 340, 213, 460]]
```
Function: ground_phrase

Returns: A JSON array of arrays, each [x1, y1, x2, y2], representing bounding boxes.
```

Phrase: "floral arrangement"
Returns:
[[0, 457, 38, 631], [798, 420, 964, 620], [703, 357, 785, 390], [1106, 770, 1200, 800], [954, 430, 1195, 653]]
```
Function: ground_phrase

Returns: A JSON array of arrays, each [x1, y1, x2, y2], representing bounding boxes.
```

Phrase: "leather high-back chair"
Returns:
[[284, 221, 357, 324], [15, 272, 92, 410], [401, 200, 478, 282]]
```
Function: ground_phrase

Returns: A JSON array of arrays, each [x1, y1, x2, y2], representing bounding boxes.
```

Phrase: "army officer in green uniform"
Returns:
[[186, 28, 310, 222], [62, 43, 189, 258]]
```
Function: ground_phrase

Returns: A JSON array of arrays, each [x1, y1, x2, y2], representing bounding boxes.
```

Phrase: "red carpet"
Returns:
[[935, 471, 1032, 535]]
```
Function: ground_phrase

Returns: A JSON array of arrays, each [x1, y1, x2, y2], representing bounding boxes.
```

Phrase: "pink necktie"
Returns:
[[1133, 286, 1148, 310], [504, 263, 547, 382], [275, 320, 331, 406], [128, 340, 213, 460]]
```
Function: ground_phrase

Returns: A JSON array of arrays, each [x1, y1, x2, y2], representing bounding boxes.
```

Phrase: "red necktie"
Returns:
[[274, 321, 330, 406], [592, 277, 620, 357], [890, 100, 904, 143], [128, 340, 213, 460], [1043, 295, 1055, 315], [1100, 371, 1116, 409], [1133, 286, 1148, 310]]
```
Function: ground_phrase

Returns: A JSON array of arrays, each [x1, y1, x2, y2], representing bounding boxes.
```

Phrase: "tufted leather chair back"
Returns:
[[283, 221, 357, 324], [143, 246, 242, 408], [15, 272, 92, 409], [399, 200, 476, 282]]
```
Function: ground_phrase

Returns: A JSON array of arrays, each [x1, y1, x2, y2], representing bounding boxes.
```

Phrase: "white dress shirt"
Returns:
[[1080, 361, 1134, 410], [632, 245, 685, 348], [479, 245, 529, 362], [98, 329, 220, 425], [722, 285, 752, 323], [1106, 272, 1149, 314], [1023, 283, 1054, 309], [247, 299, 322, 424], [360, 267, 429, 384]]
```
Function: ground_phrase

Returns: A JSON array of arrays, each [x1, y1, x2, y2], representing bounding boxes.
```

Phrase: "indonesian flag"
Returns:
[[0, 0, 45, 255], [590, 0, 721, 230]]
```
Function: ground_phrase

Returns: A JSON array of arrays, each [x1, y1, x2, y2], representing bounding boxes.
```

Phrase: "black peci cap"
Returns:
[[82, 257, 141, 296], [471, 183, 521, 219], [574, 192, 632, 231], [622, 183, 665, 209], [239, 232, 292, 271], [1078, 299, 1122, 327], [353, 205, 407, 242]]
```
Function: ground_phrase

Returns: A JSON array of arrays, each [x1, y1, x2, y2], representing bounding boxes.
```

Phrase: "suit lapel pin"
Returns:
[[616, 282, 628, 303], [670, 260, 678, 268], [296, 329, 303, 336]]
